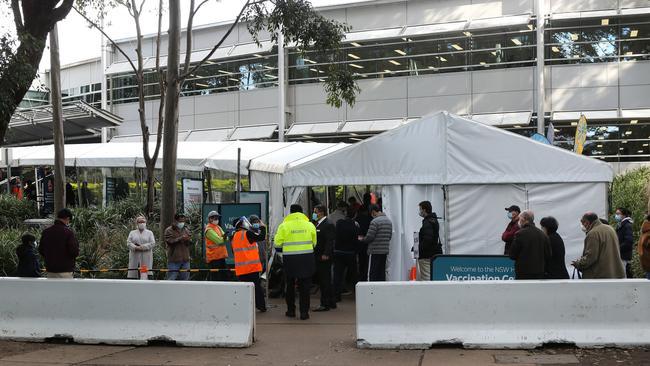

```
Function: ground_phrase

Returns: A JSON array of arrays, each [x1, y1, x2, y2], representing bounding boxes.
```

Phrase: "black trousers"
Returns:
[[358, 244, 369, 281], [316, 260, 335, 308], [368, 253, 387, 281], [333, 253, 357, 298], [238, 272, 266, 311], [285, 276, 311, 315], [208, 259, 229, 281]]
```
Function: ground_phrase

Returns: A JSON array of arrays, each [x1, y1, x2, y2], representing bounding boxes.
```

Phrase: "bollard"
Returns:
[[139, 265, 148, 280]]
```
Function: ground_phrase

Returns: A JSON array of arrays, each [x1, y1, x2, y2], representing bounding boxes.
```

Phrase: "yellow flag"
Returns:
[[574, 114, 587, 154]]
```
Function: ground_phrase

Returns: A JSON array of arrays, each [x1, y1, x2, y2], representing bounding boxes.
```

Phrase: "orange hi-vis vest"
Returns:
[[205, 223, 227, 262], [231, 230, 263, 276]]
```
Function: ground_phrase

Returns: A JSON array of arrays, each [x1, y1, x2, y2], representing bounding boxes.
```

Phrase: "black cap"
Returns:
[[505, 205, 521, 213]]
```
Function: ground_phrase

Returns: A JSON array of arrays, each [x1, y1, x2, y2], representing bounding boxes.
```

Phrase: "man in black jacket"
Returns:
[[615, 207, 634, 278], [333, 208, 360, 301], [417, 201, 441, 281], [509, 210, 551, 280], [312, 205, 337, 311], [39, 208, 79, 278]]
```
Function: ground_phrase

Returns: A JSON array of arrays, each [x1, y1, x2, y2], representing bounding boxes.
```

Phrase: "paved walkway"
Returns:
[[0, 296, 647, 365]]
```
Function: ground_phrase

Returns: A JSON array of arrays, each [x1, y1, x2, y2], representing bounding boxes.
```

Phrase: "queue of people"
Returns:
[[503, 206, 633, 280], [14, 201, 650, 293]]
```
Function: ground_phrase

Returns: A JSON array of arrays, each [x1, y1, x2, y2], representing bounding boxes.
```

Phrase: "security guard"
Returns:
[[274, 204, 317, 320], [232, 216, 267, 312], [205, 211, 227, 281]]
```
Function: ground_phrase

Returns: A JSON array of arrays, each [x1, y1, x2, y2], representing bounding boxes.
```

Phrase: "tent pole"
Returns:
[[236, 148, 241, 204]]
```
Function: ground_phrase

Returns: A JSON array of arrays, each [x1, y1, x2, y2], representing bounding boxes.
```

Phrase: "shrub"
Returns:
[[0, 195, 37, 228], [611, 167, 650, 278]]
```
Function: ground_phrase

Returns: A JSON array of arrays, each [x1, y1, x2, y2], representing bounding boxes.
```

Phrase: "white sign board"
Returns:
[[182, 178, 203, 213]]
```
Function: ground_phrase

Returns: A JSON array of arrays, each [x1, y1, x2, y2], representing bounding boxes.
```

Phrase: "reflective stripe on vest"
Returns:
[[282, 240, 314, 255], [231, 231, 263, 276]]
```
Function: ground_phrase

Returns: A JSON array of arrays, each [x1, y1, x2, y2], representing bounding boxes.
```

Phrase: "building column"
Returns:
[[536, 0, 546, 134], [278, 29, 286, 142]]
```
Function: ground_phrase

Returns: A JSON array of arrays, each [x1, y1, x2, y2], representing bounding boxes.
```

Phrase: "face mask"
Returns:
[[581, 224, 588, 233], [177, 222, 185, 229], [312, 213, 318, 221], [614, 214, 622, 222], [252, 223, 260, 229], [517, 222, 523, 228], [507, 212, 513, 220], [138, 223, 146, 230]]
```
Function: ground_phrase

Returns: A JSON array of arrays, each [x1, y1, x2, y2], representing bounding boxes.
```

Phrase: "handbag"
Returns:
[[572, 267, 582, 279]]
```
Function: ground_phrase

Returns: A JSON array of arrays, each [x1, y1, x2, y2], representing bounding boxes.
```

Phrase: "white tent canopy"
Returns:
[[283, 112, 614, 281], [283, 111, 612, 186]]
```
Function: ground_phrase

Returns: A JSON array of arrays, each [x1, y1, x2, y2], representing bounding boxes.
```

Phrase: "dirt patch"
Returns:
[[0, 340, 57, 359]]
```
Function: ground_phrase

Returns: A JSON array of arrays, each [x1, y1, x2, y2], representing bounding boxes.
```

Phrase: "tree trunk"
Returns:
[[49, 24, 66, 212], [146, 165, 155, 217], [0, 36, 47, 142], [160, 0, 181, 234]]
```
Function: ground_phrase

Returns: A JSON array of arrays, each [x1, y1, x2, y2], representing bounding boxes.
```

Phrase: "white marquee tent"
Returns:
[[0, 140, 346, 235], [283, 111, 614, 281]]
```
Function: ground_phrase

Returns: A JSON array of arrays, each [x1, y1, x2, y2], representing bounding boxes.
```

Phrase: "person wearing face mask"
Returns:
[[416, 201, 441, 281], [572, 212, 625, 279], [127, 215, 156, 279], [361, 204, 393, 281], [164, 213, 193, 280], [312, 205, 337, 312], [205, 211, 228, 281], [509, 210, 551, 280], [39, 208, 79, 279], [502, 205, 521, 256], [614, 207, 634, 278]]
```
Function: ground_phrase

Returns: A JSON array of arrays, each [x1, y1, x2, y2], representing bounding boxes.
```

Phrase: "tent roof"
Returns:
[[282, 111, 614, 186], [2, 140, 347, 175]]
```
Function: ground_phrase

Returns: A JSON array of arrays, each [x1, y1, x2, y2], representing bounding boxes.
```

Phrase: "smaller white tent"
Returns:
[[283, 111, 614, 281]]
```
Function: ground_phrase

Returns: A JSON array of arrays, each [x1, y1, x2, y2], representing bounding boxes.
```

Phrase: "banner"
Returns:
[[432, 255, 515, 281], [105, 177, 117, 205], [574, 114, 587, 154], [182, 178, 204, 214]]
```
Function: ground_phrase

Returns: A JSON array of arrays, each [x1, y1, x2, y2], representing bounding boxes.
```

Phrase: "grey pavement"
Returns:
[[0, 295, 644, 366]]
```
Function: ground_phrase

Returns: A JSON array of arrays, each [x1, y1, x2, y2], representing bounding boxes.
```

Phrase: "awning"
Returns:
[[340, 118, 407, 134], [552, 110, 618, 121], [6, 101, 122, 146], [344, 28, 403, 43], [229, 124, 277, 140], [106, 41, 273, 75], [551, 10, 618, 21], [286, 122, 341, 136], [466, 15, 531, 31], [185, 128, 232, 141], [470, 111, 532, 127], [403, 21, 467, 37], [620, 109, 650, 119], [109, 131, 190, 143]]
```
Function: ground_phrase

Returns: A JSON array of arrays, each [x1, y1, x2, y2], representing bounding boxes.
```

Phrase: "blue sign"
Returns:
[[202, 203, 261, 265], [432, 255, 515, 281]]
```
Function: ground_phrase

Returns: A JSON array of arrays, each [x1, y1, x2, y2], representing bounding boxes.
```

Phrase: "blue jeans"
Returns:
[[646, 272, 650, 280], [167, 262, 190, 281]]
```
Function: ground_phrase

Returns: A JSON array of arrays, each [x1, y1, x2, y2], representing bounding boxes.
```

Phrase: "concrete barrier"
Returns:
[[356, 280, 650, 349], [0, 278, 254, 347]]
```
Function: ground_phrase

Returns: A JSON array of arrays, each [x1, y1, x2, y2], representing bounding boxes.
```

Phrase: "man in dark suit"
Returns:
[[312, 204, 337, 311]]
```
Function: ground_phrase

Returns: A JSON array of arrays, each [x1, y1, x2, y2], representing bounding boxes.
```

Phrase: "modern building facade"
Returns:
[[11, 0, 650, 163]]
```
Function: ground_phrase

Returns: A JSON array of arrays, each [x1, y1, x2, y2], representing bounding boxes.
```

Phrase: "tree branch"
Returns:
[[181, 0, 196, 78], [181, 0, 252, 79], [11, 0, 23, 35], [73, 6, 138, 75], [51, 0, 75, 24], [153, 0, 165, 163], [192, 0, 210, 17]]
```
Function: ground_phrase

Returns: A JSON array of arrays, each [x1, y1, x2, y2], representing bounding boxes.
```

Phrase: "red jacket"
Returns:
[[502, 220, 519, 245], [39, 220, 79, 273]]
